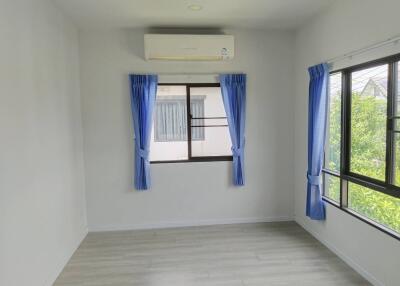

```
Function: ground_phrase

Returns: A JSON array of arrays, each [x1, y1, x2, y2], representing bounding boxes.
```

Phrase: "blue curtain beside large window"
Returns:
[[306, 63, 329, 220], [220, 74, 246, 186], [129, 74, 158, 190]]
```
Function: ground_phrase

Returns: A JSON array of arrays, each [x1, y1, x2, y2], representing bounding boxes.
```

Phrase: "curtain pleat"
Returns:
[[129, 74, 158, 190], [306, 63, 329, 220], [219, 74, 246, 186]]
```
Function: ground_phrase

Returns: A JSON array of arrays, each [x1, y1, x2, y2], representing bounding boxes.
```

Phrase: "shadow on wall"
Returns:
[[121, 28, 146, 59]]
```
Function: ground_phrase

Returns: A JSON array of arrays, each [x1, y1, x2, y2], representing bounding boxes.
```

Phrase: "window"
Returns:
[[323, 54, 400, 238], [150, 83, 232, 163]]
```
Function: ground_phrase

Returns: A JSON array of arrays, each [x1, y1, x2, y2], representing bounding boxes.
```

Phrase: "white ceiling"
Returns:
[[54, 0, 335, 30]]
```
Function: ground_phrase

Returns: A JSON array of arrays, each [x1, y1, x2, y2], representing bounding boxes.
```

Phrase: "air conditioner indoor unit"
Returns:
[[144, 34, 234, 61]]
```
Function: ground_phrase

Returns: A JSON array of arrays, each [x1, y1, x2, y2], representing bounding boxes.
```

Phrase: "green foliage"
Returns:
[[325, 92, 341, 202], [325, 175, 340, 202], [327, 93, 341, 173], [350, 93, 386, 181], [349, 183, 400, 233], [325, 92, 400, 233]]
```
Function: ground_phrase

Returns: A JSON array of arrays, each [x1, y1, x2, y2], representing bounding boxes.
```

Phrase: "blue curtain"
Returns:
[[306, 63, 329, 220], [220, 74, 246, 186], [129, 74, 158, 190]]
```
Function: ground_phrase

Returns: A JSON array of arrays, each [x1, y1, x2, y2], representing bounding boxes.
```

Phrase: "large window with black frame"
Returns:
[[323, 54, 400, 237], [149, 83, 232, 163]]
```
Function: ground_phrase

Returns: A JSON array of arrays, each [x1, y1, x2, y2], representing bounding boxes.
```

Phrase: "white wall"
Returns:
[[0, 0, 87, 285], [294, 1, 400, 285], [79, 28, 295, 231]]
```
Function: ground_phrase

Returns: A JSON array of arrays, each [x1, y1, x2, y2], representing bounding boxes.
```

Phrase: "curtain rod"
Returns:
[[326, 35, 400, 64]]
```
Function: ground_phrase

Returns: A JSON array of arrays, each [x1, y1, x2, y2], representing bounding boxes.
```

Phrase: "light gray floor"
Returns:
[[54, 222, 370, 286]]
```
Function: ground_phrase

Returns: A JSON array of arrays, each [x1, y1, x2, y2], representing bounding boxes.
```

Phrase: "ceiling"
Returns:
[[54, 0, 335, 30]]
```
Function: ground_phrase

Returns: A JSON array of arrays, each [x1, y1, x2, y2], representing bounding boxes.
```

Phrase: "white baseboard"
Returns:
[[45, 226, 88, 286], [295, 217, 383, 286], [88, 216, 294, 232]]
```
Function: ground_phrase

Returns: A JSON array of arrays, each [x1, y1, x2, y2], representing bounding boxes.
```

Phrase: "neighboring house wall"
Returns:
[[361, 79, 387, 98]]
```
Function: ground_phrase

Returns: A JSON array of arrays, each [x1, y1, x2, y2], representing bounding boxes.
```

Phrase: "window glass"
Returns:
[[323, 173, 340, 202], [150, 85, 232, 162], [154, 98, 187, 142], [150, 86, 188, 161], [190, 87, 232, 157], [350, 64, 388, 181], [348, 182, 400, 233], [154, 97, 205, 141], [325, 72, 342, 173], [190, 99, 205, 140]]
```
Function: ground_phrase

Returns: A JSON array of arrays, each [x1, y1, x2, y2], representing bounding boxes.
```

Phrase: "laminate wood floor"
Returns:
[[54, 222, 371, 286]]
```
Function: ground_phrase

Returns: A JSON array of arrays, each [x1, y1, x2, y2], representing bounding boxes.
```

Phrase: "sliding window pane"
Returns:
[[325, 72, 342, 172], [323, 173, 340, 202], [190, 86, 232, 157], [350, 64, 388, 181], [348, 182, 400, 233], [150, 86, 188, 161]]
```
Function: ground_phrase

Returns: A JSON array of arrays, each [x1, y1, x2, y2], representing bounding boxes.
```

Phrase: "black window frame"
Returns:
[[322, 52, 400, 240], [151, 83, 233, 164]]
